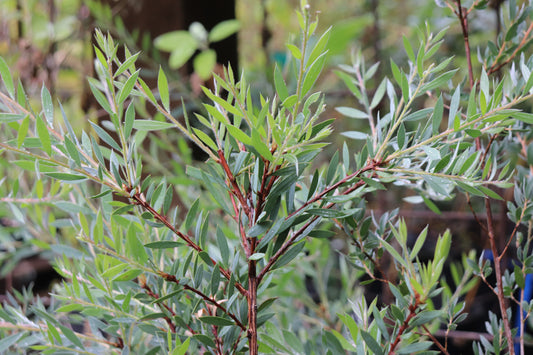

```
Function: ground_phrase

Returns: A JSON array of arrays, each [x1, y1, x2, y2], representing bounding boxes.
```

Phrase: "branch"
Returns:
[[158, 271, 247, 331], [131, 189, 247, 296]]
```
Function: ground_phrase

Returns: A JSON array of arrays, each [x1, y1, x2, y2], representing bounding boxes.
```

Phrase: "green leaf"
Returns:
[[286, 44, 302, 60], [133, 120, 175, 131], [307, 27, 331, 68], [64, 137, 81, 166], [274, 65, 289, 101], [403, 36, 415, 63], [301, 52, 327, 96], [155, 30, 197, 52], [115, 51, 140, 77], [45, 172, 87, 181], [89, 120, 121, 150], [370, 78, 387, 109], [0, 113, 26, 122], [36, 116, 52, 156], [513, 112, 533, 124], [341, 131, 367, 140], [421, 69, 458, 92], [169, 46, 196, 69], [194, 49, 216, 80], [272, 241, 305, 270], [172, 337, 191, 355], [58, 324, 84, 349], [41, 85, 54, 125], [0, 56, 15, 98], [17, 115, 29, 148], [336, 106, 367, 119], [208, 19, 240, 42], [145, 241, 182, 249], [396, 341, 433, 354], [113, 269, 143, 281], [127, 224, 148, 263], [199, 316, 234, 326], [117, 69, 140, 105], [360, 330, 383, 355], [158, 67, 170, 112], [249, 253, 265, 260], [192, 128, 218, 151], [88, 78, 113, 114]]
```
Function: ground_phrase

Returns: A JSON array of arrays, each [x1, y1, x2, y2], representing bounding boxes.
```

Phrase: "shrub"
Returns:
[[1, 1, 533, 354]]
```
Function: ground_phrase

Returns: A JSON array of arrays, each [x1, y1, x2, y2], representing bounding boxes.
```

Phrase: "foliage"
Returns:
[[0, 1, 533, 355]]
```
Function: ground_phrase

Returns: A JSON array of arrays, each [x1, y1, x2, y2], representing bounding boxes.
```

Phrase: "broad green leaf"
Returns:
[[41, 85, 54, 125], [64, 137, 81, 166], [396, 341, 433, 354], [145, 241, 182, 249], [199, 316, 234, 326], [370, 78, 387, 109], [403, 35, 415, 63], [124, 102, 135, 139], [45, 172, 87, 181], [155, 30, 196, 52], [127, 224, 148, 263], [133, 120, 175, 131], [421, 145, 441, 160], [88, 78, 113, 114], [208, 19, 240, 42], [89, 121, 121, 150], [58, 324, 84, 349], [249, 253, 265, 260], [216, 227, 230, 265], [0, 56, 14, 98], [0, 113, 26, 122], [302, 52, 327, 96], [115, 51, 140, 77], [192, 127, 218, 151], [16, 115, 29, 148], [307, 27, 331, 68], [36, 115, 52, 155], [271, 241, 305, 270], [513, 112, 533, 124], [274, 65, 289, 101], [158, 67, 170, 112], [172, 337, 191, 355], [169, 46, 196, 69], [286, 44, 302, 60], [336, 106, 367, 119], [113, 269, 143, 281], [117, 69, 140, 105], [421, 69, 458, 92], [341, 131, 367, 140], [360, 330, 383, 355], [194, 49, 216, 80]]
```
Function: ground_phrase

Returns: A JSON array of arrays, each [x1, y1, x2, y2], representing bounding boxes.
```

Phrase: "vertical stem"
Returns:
[[247, 259, 258, 355], [455, 0, 474, 89], [486, 198, 515, 355]]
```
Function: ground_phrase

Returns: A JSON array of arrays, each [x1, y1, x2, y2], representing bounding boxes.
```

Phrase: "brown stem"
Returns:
[[247, 259, 258, 355], [158, 271, 247, 331], [421, 325, 450, 355], [389, 292, 422, 354], [140, 281, 177, 333], [488, 22, 533, 75], [131, 190, 247, 296], [485, 198, 515, 354], [455, 0, 474, 90], [218, 149, 253, 219]]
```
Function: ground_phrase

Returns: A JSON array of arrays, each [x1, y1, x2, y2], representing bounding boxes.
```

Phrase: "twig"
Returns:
[[485, 198, 515, 354], [158, 271, 247, 331]]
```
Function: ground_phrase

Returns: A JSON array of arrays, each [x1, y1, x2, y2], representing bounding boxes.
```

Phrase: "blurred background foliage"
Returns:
[[0, 0, 531, 353]]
